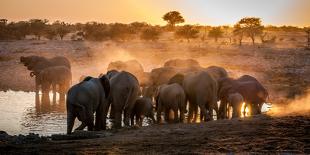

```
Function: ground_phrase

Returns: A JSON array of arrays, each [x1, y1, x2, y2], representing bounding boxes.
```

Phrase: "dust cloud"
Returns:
[[268, 89, 310, 116]]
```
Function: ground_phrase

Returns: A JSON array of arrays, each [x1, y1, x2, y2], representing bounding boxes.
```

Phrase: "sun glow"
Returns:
[[241, 102, 250, 118]]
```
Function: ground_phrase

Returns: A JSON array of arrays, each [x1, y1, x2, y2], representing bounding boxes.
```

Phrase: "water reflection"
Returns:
[[0, 91, 78, 136]]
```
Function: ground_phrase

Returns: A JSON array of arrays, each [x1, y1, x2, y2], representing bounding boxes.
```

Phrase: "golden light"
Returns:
[[241, 102, 250, 118]]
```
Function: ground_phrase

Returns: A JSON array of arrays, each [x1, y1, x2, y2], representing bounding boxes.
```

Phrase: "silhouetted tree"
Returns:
[[222, 25, 232, 43], [109, 23, 135, 41], [29, 19, 48, 40], [175, 25, 199, 42], [236, 17, 264, 45], [208, 27, 223, 42], [233, 24, 244, 46], [140, 27, 161, 41], [53, 21, 71, 40], [45, 25, 57, 40], [304, 27, 310, 48], [83, 22, 109, 41], [130, 22, 149, 34], [7, 21, 30, 40], [163, 11, 185, 30]]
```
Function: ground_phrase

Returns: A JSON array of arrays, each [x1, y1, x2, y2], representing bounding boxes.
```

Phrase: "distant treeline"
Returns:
[[0, 14, 309, 45]]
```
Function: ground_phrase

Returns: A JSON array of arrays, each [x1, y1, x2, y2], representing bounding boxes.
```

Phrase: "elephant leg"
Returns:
[[173, 108, 179, 123], [130, 114, 135, 126], [35, 82, 40, 104], [87, 113, 95, 131], [67, 111, 76, 134], [156, 101, 162, 123], [95, 101, 110, 130], [52, 84, 57, 104], [139, 115, 144, 126], [188, 102, 194, 123], [75, 122, 87, 131], [164, 108, 170, 123], [110, 104, 115, 119], [149, 112, 156, 124], [219, 99, 227, 119], [114, 110, 122, 129], [179, 105, 185, 123], [193, 104, 198, 123]]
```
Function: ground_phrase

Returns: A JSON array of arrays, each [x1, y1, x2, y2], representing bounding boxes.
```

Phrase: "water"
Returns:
[[0, 91, 81, 136], [0, 91, 272, 136], [0, 91, 153, 136]]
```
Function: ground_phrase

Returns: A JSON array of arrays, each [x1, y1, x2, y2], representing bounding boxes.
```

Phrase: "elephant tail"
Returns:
[[123, 87, 135, 110]]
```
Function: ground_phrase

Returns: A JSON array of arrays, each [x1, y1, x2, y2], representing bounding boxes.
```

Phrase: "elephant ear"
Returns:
[[99, 75, 110, 99], [168, 73, 184, 86]]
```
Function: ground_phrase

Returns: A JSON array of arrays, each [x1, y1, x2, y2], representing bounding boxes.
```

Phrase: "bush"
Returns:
[[140, 27, 161, 41]]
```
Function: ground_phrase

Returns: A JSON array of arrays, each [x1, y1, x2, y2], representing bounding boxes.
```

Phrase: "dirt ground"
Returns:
[[0, 114, 309, 154], [0, 39, 309, 154]]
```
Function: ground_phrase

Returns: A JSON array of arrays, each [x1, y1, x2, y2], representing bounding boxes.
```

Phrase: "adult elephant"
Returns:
[[155, 83, 186, 123], [107, 60, 151, 87], [107, 70, 140, 128], [31, 66, 72, 103], [183, 71, 218, 122], [218, 75, 268, 119], [66, 76, 110, 134], [20, 55, 71, 102]]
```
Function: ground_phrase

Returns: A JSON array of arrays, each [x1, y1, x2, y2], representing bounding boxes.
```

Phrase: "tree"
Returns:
[[140, 27, 161, 41], [7, 21, 30, 40], [163, 11, 185, 30], [83, 22, 109, 41], [29, 19, 48, 40], [233, 24, 244, 46], [174, 25, 199, 42], [236, 17, 264, 45], [45, 25, 57, 40], [53, 21, 71, 40], [304, 27, 310, 48], [208, 27, 223, 42], [109, 23, 135, 41], [222, 25, 232, 43], [130, 22, 149, 34]]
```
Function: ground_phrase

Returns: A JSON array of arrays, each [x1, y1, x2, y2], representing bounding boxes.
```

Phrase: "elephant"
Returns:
[[20, 55, 71, 102], [204, 66, 228, 81], [130, 97, 156, 126], [163, 59, 201, 68], [31, 66, 72, 103], [20, 55, 71, 71], [156, 83, 186, 123], [183, 71, 218, 122], [227, 92, 244, 118], [218, 75, 268, 119], [107, 60, 152, 86], [66, 76, 110, 134], [107, 70, 140, 128]]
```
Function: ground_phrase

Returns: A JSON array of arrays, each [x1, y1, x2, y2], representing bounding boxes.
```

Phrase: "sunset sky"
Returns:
[[1, 0, 309, 26]]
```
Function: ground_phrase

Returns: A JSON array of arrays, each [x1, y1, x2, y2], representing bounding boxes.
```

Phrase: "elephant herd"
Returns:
[[20, 56, 269, 134]]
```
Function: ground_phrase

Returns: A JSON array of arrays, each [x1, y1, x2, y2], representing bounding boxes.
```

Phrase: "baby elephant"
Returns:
[[227, 92, 244, 118], [156, 83, 186, 123], [131, 97, 156, 126]]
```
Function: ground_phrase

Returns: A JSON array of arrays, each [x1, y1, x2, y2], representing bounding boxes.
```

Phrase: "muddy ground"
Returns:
[[0, 114, 309, 154]]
